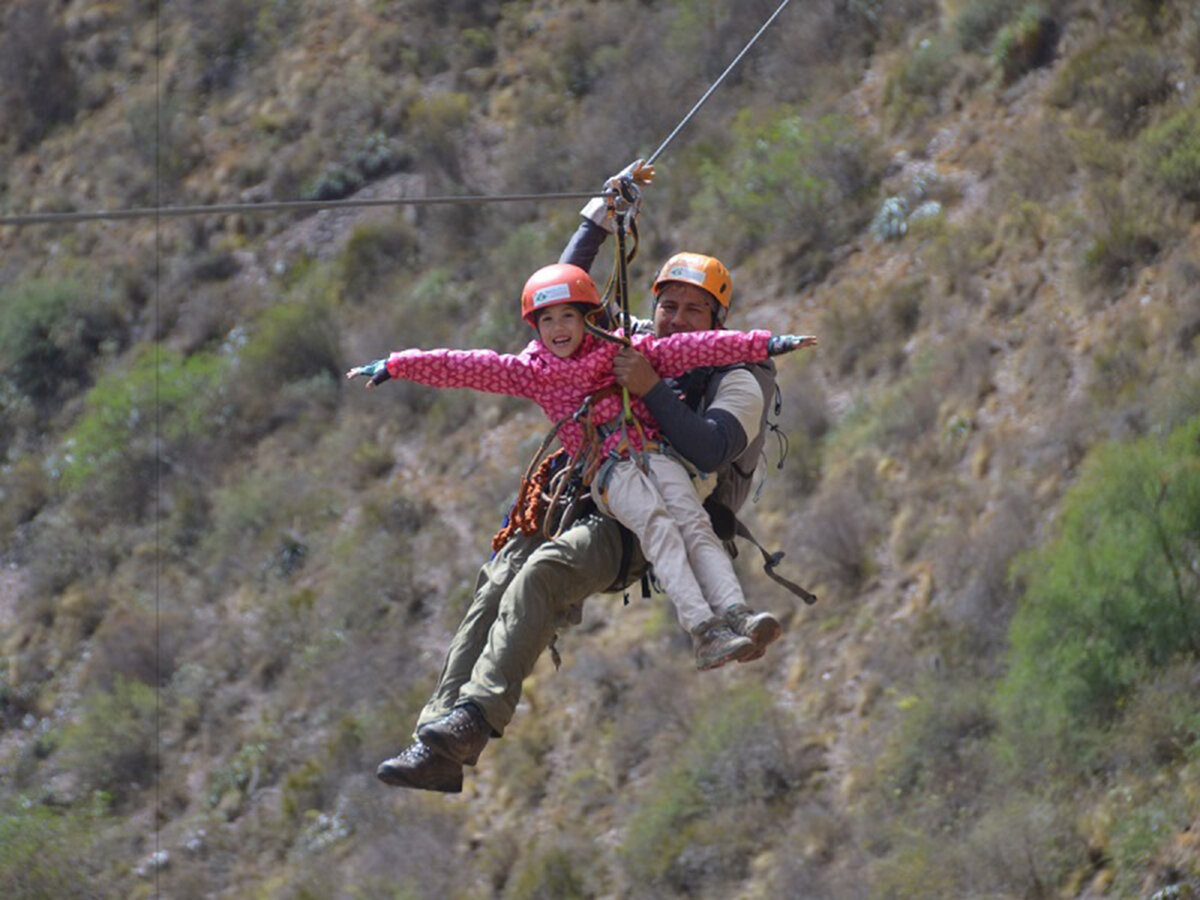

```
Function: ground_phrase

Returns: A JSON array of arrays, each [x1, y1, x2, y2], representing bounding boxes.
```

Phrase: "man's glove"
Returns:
[[345, 358, 391, 387], [766, 335, 819, 356], [580, 158, 656, 232]]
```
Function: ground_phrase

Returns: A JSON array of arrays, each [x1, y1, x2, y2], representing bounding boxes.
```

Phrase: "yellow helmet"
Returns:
[[652, 252, 732, 323]]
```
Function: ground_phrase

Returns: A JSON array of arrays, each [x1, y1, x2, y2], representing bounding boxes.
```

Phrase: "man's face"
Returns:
[[653, 282, 718, 337]]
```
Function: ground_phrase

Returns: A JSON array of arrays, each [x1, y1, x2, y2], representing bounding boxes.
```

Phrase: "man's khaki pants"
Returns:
[[415, 511, 637, 737]]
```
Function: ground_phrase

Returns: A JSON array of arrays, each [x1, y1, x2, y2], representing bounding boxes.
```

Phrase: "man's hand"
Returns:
[[606, 158, 655, 193], [613, 345, 661, 396], [766, 335, 818, 357], [581, 158, 656, 232], [345, 358, 391, 387]]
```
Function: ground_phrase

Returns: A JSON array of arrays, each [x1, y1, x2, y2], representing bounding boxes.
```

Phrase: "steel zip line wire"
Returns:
[[645, 0, 792, 166], [0, 0, 792, 229], [0, 191, 605, 227]]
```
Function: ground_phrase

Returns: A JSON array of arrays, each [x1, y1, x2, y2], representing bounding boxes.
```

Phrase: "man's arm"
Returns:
[[616, 347, 764, 473], [559, 219, 608, 273]]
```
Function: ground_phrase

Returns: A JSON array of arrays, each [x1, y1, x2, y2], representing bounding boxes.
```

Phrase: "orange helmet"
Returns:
[[520, 263, 602, 327], [652, 252, 733, 323]]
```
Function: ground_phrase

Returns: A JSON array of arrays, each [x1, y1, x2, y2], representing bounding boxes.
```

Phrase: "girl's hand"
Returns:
[[766, 335, 818, 357], [346, 359, 391, 387]]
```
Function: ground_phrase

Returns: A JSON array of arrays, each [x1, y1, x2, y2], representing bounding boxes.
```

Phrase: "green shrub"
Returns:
[[0, 799, 113, 898], [237, 299, 341, 386], [999, 416, 1200, 764], [953, 0, 1021, 52], [0, 278, 125, 409], [339, 217, 419, 303], [504, 843, 590, 900], [621, 683, 796, 892], [992, 5, 1059, 85], [0, 2, 78, 150], [1104, 772, 1199, 897], [202, 464, 335, 588], [60, 345, 227, 521], [407, 91, 472, 177], [231, 299, 342, 430], [884, 33, 960, 131], [1050, 38, 1172, 137], [1080, 181, 1162, 290], [692, 107, 882, 257], [1140, 98, 1200, 201], [60, 677, 158, 806], [877, 677, 997, 815]]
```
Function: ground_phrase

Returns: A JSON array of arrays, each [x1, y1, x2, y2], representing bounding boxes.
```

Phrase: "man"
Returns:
[[375, 175, 788, 793]]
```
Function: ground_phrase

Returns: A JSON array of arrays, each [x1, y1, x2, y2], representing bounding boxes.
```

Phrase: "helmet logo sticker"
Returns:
[[667, 265, 706, 283], [531, 283, 573, 307]]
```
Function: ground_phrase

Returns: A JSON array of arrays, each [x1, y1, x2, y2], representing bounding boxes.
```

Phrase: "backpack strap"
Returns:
[[702, 496, 818, 605], [733, 517, 818, 605]]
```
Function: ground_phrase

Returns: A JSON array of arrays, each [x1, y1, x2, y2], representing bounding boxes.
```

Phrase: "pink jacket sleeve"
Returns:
[[635, 329, 771, 378], [384, 343, 541, 399]]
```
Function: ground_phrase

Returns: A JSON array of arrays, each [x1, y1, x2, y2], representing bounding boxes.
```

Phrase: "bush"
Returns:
[[304, 133, 410, 202], [0, 278, 126, 410], [953, 0, 1022, 52], [0, 799, 113, 898], [992, 6, 1059, 85], [59, 677, 158, 806], [883, 33, 961, 132], [339, 217, 420, 304], [237, 299, 341, 386], [0, 1, 78, 150], [201, 464, 335, 589], [821, 276, 926, 378], [1050, 37, 1173, 137], [230, 299, 342, 430], [177, 0, 296, 93], [1079, 179, 1162, 291], [999, 415, 1200, 765], [692, 107, 882, 259], [796, 474, 881, 593], [504, 842, 592, 900], [407, 91, 473, 179], [621, 683, 798, 893], [60, 345, 228, 521], [877, 677, 997, 817], [1140, 98, 1200, 201]]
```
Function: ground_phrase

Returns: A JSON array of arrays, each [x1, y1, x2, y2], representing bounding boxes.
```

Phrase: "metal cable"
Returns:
[[0, 0, 793, 228], [645, 0, 793, 165], [0, 190, 603, 227]]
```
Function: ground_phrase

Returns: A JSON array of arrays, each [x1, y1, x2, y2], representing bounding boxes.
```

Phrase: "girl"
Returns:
[[348, 263, 815, 670]]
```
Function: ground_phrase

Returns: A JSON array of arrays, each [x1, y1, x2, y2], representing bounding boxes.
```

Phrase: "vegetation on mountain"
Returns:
[[1, 0, 1199, 896]]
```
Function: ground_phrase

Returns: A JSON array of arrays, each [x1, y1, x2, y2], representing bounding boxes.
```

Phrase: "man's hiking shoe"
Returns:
[[724, 603, 782, 662], [376, 741, 463, 793], [691, 617, 755, 670], [417, 703, 490, 767]]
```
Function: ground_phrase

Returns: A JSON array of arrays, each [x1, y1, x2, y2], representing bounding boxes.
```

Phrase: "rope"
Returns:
[[491, 451, 563, 551], [645, 0, 794, 165]]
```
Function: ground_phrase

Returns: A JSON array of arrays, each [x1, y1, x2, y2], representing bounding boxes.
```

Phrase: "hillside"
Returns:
[[2, 1, 1200, 897]]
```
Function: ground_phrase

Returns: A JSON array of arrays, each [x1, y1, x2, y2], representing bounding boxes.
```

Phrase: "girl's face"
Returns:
[[536, 304, 586, 358]]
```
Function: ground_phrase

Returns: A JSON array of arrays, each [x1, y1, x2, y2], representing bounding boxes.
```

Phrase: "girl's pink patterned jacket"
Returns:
[[384, 329, 772, 459]]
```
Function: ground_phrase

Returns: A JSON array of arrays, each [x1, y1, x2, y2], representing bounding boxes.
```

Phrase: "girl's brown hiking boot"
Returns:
[[691, 617, 755, 670], [724, 604, 782, 661]]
